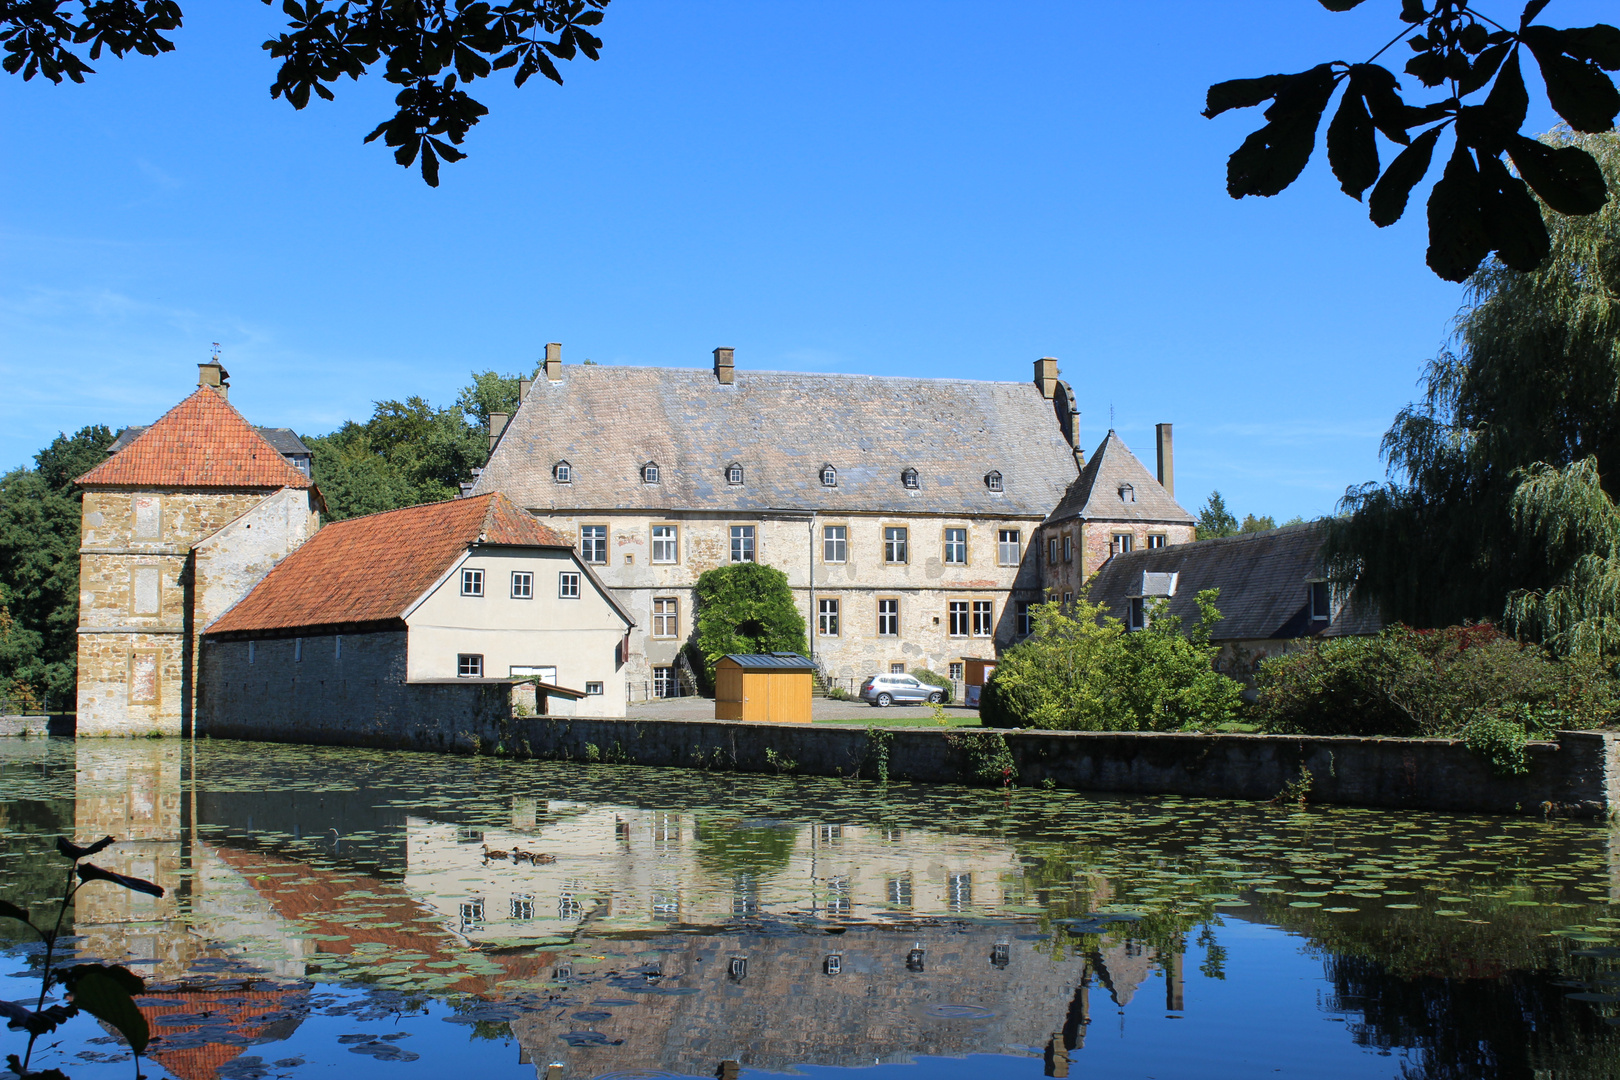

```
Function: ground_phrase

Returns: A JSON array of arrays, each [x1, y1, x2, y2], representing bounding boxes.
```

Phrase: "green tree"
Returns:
[[1330, 131, 1620, 649], [1208, 1, 1620, 281], [2, 1, 608, 186], [1240, 513, 1277, 534], [691, 563, 808, 683], [979, 593, 1243, 731], [0, 425, 115, 702], [1197, 491, 1239, 539]]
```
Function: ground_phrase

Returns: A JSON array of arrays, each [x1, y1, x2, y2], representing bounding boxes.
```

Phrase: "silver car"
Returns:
[[859, 673, 945, 707]]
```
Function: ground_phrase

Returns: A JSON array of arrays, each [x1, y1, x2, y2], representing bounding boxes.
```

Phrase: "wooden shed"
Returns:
[[962, 657, 998, 708], [714, 653, 815, 723]]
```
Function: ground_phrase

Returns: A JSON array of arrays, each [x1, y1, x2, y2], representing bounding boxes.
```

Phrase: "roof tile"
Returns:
[[77, 388, 314, 489], [1045, 430, 1193, 526]]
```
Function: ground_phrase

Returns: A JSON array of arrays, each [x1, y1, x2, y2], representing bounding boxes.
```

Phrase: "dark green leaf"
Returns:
[[1401, 0, 1428, 23], [1224, 67, 1338, 199], [1461, 41, 1510, 95], [0, 1000, 76, 1037], [1507, 135, 1609, 214], [1483, 49, 1529, 137], [76, 862, 164, 898], [1522, 0, 1552, 26], [1427, 144, 1490, 282], [1354, 64, 1411, 144], [1369, 125, 1443, 226], [1562, 25, 1620, 70], [1406, 50, 1447, 88], [56, 835, 114, 860], [1460, 23, 1489, 55], [0, 900, 30, 925], [1318, 0, 1367, 9], [63, 967, 148, 1054], [1524, 28, 1620, 132], [1202, 73, 1293, 119], [60, 963, 144, 997], [421, 140, 440, 187], [1328, 87, 1379, 199], [1479, 154, 1550, 271]]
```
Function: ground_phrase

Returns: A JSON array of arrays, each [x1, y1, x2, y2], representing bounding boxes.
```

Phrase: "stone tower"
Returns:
[[73, 363, 322, 736]]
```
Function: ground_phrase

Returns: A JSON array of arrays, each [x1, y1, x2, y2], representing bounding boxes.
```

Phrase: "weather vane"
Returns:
[[210, 342, 221, 361]]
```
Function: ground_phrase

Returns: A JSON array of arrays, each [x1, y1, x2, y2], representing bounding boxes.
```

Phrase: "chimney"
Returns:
[[489, 412, 509, 452], [714, 347, 735, 385], [1034, 357, 1059, 400], [1156, 423, 1174, 498], [198, 360, 230, 399], [518, 376, 532, 402], [543, 342, 562, 381]]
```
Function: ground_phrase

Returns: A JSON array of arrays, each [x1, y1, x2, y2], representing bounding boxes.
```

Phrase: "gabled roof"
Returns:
[[1083, 522, 1382, 641], [109, 423, 311, 457], [472, 366, 1080, 518], [77, 388, 315, 490], [206, 493, 575, 635], [720, 652, 816, 670], [1044, 430, 1192, 526]]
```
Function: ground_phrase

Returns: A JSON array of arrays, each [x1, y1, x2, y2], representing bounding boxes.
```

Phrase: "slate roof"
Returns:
[[1083, 522, 1382, 641], [109, 423, 311, 457], [77, 388, 314, 490], [472, 366, 1081, 517], [1044, 430, 1193, 525], [206, 493, 576, 635], [721, 652, 816, 669]]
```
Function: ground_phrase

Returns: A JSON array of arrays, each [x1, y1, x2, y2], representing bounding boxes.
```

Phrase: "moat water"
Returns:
[[1, 739, 1618, 1079]]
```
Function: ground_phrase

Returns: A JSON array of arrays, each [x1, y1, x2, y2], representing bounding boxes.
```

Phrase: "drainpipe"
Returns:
[[808, 513, 815, 664]]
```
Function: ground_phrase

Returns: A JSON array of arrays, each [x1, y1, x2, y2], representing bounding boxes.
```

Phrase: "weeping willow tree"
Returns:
[[1329, 130, 1620, 654]]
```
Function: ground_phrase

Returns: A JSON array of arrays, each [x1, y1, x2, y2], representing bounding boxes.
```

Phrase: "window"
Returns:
[[1017, 601, 1033, 636], [458, 654, 484, 678], [949, 872, 973, 912], [585, 681, 604, 695], [890, 663, 905, 675], [944, 528, 967, 565], [294, 637, 303, 662], [884, 526, 908, 564], [1063, 592, 1073, 606], [1310, 581, 1332, 621], [129, 650, 159, 704], [1147, 534, 1167, 549], [580, 525, 607, 564], [511, 571, 533, 599], [247, 641, 255, 665], [133, 495, 161, 539], [877, 598, 899, 636], [985, 471, 1003, 492], [821, 464, 837, 487], [461, 568, 485, 596], [131, 566, 160, 615], [1129, 597, 1146, 630], [1048, 537, 1059, 564], [653, 668, 677, 698], [818, 598, 840, 636], [513, 664, 556, 683], [948, 662, 964, 680], [1113, 532, 1134, 554], [554, 460, 572, 484], [902, 468, 919, 490], [972, 600, 993, 637], [559, 572, 581, 598], [726, 463, 744, 485], [653, 597, 679, 638], [642, 461, 660, 484], [1062, 534, 1073, 563], [998, 529, 1021, 566], [1119, 483, 1135, 503], [823, 525, 847, 563], [948, 601, 970, 636], [460, 899, 485, 926], [335, 635, 342, 660], [730, 525, 755, 563], [510, 895, 535, 920], [652, 524, 678, 563]]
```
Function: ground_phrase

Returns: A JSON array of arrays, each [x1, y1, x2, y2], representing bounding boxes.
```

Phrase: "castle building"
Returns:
[[472, 346, 1185, 695], [73, 362, 323, 736]]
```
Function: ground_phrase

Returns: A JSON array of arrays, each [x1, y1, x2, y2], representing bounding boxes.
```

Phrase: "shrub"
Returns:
[[691, 563, 808, 683], [980, 593, 1244, 731], [910, 667, 953, 704], [1252, 623, 1620, 752]]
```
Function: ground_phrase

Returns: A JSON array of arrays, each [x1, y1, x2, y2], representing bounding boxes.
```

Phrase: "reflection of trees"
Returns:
[[692, 817, 798, 879], [0, 799, 74, 945]]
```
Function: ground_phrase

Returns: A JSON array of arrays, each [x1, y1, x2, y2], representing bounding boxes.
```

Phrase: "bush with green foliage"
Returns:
[[1251, 623, 1619, 749], [980, 593, 1243, 731], [910, 667, 953, 704], [691, 563, 808, 684]]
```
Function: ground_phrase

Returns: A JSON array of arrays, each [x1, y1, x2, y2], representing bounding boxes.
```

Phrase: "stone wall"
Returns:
[[198, 632, 514, 752], [500, 719, 1620, 818]]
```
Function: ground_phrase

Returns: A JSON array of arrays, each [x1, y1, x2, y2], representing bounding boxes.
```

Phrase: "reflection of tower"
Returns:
[[1165, 949, 1184, 1011], [1046, 960, 1092, 1077]]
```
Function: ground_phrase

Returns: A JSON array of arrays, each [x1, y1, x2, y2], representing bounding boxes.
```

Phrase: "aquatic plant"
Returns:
[[0, 834, 164, 1079]]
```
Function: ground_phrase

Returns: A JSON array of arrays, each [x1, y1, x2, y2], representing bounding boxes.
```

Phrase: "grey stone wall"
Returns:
[[504, 719, 1620, 818], [198, 632, 513, 752]]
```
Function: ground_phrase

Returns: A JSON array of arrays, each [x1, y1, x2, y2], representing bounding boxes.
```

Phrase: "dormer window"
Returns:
[[642, 461, 660, 484], [554, 460, 572, 484], [984, 471, 1003, 492], [821, 465, 837, 487], [1310, 580, 1332, 621], [902, 468, 919, 490], [726, 463, 744, 486], [1119, 483, 1135, 503]]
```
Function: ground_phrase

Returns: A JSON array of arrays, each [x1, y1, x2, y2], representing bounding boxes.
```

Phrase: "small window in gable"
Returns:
[[554, 460, 572, 484], [902, 468, 919, 490], [821, 464, 837, 487], [726, 463, 744, 486], [984, 471, 1003, 492], [642, 461, 660, 484], [1310, 580, 1332, 621], [1119, 483, 1135, 503]]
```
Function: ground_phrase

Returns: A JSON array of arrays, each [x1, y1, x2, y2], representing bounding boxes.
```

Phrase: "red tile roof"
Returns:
[[206, 493, 571, 634], [76, 387, 314, 489]]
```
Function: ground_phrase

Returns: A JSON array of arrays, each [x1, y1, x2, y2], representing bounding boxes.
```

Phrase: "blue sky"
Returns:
[[0, 1, 1605, 522]]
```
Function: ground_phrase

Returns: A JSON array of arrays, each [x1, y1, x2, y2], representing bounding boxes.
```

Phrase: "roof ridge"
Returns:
[[549, 365, 1044, 388]]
